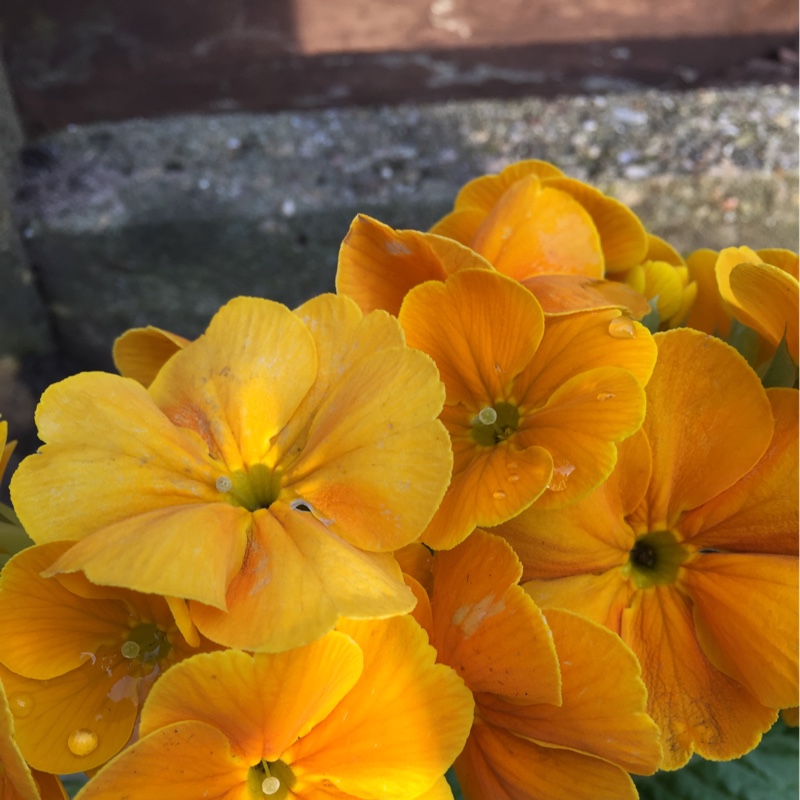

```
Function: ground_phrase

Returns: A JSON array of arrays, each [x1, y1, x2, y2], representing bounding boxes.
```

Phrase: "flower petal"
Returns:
[[400, 269, 544, 407], [150, 296, 317, 470], [637, 330, 773, 530], [0, 679, 47, 800], [455, 719, 639, 800], [74, 721, 248, 800], [621, 586, 777, 769], [477, 608, 661, 775], [286, 617, 473, 800], [431, 531, 561, 705], [522, 274, 651, 318], [684, 248, 732, 337], [679, 387, 798, 554], [684, 553, 798, 709], [141, 636, 363, 761], [112, 326, 189, 387]]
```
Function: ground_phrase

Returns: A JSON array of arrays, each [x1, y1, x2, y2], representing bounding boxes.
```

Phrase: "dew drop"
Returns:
[[262, 776, 281, 795], [216, 475, 233, 493], [9, 692, 34, 719], [492, 491, 506, 500], [121, 641, 141, 659], [507, 475, 519, 483], [607, 317, 636, 339], [477, 407, 498, 425], [507, 461, 519, 470], [548, 464, 576, 492], [68, 729, 98, 758], [596, 392, 616, 401]]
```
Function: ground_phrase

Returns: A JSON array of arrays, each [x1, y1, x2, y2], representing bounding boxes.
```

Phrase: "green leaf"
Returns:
[[633, 721, 799, 800], [759, 334, 798, 389], [640, 297, 661, 334], [726, 318, 760, 366], [446, 766, 465, 800]]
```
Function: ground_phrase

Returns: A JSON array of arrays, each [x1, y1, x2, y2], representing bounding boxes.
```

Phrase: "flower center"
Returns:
[[627, 530, 688, 589], [471, 402, 520, 447], [216, 464, 281, 512], [120, 622, 171, 665], [247, 759, 295, 799]]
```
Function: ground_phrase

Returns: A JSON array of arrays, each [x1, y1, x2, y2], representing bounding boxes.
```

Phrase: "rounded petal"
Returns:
[[0, 679, 47, 800], [758, 248, 799, 279], [150, 296, 317, 470], [431, 531, 561, 705], [640, 330, 773, 528], [286, 617, 474, 800], [112, 326, 189, 387], [679, 387, 798, 553], [10, 372, 225, 546], [141, 636, 363, 762], [645, 234, 683, 266], [455, 719, 639, 800], [335, 214, 492, 316], [45, 504, 250, 609], [0, 658, 137, 774], [74, 721, 249, 800], [477, 608, 662, 775], [400, 269, 545, 407], [685, 553, 798, 709], [684, 248, 732, 337], [621, 586, 777, 770]]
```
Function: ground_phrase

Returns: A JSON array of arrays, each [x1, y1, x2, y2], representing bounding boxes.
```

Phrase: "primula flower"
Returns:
[[0, 542, 216, 774], [73, 616, 474, 800], [397, 268, 656, 549], [11, 295, 452, 652], [497, 329, 799, 768], [430, 159, 649, 277], [0, 678, 66, 800], [336, 213, 650, 320], [408, 530, 661, 799], [685, 246, 799, 364]]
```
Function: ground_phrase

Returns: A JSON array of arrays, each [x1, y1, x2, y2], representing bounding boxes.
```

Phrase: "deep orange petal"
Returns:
[[74, 721, 249, 800], [400, 269, 544, 407], [638, 330, 773, 530], [684, 553, 798, 709], [0, 679, 46, 800], [522, 274, 651, 318], [679, 387, 798, 553], [684, 248, 732, 337], [112, 326, 189, 387], [141, 636, 362, 762], [645, 234, 683, 266], [621, 586, 777, 769], [286, 616, 473, 800], [477, 608, 661, 775], [335, 214, 492, 316], [431, 531, 561, 705], [428, 208, 486, 246], [455, 719, 638, 800]]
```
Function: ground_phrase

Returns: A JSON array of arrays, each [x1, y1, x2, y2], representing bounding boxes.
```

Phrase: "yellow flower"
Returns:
[[398, 268, 656, 549], [73, 616, 473, 800], [409, 530, 661, 800], [11, 295, 452, 652], [0, 677, 67, 800], [498, 329, 799, 768], [0, 542, 216, 774]]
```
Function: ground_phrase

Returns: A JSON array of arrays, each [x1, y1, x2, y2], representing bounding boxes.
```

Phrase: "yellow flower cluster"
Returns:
[[0, 160, 796, 800]]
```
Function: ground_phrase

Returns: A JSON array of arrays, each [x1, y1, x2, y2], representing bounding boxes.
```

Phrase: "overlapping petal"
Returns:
[[112, 325, 189, 387]]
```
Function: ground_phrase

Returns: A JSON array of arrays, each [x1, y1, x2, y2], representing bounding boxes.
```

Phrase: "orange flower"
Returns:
[[0, 678, 66, 800], [498, 329, 799, 768], [413, 530, 661, 799], [73, 616, 474, 800], [0, 542, 215, 774], [398, 268, 656, 548], [11, 295, 452, 652], [685, 246, 799, 365]]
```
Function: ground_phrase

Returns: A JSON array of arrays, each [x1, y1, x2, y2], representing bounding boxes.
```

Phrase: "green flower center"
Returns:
[[120, 622, 171, 664], [247, 759, 295, 799], [216, 464, 281, 512], [627, 530, 688, 589], [471, 402, 520, 447]]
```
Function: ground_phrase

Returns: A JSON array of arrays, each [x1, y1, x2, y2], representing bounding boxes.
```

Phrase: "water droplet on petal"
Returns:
[[607, 317, 636, 339], [9, 692, 34, 718], [262, 777, 281, 795], [507, 461, 518, 470], [507, 474, 519, 483], [492, 491, 506, 500], [216, 475, 233, 493], [596, 392, 616, 401], [548, 464, 576, 492], [68, 729, 98, 757], [121, 641, 141, 659]]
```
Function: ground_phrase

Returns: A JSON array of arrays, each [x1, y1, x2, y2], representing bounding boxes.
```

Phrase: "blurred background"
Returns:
[[0, 0, 798, 466]]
